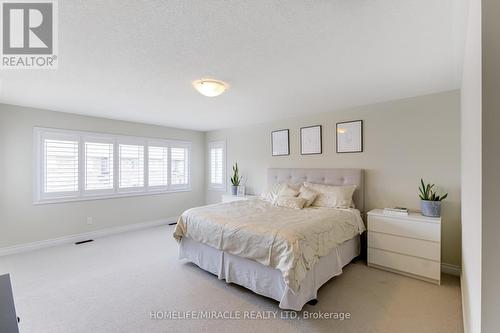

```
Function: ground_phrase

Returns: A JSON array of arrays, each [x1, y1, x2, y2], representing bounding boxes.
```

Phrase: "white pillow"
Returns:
[[275, 196, 306, 209], [298, 186, 318, 207], [262, 183, 282, 202], [303, 182, 356, 208]]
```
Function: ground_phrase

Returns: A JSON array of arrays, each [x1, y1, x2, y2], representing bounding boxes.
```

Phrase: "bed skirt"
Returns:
[[178, 236, 360, 311]]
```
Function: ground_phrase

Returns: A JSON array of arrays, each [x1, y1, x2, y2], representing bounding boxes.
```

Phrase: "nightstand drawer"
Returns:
[[368, 231, 440, 261], [368, 215, 440, 242], [368, 248, 440, 281]]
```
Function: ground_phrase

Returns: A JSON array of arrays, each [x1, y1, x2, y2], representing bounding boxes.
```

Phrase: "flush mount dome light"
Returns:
[[192, 79, 228, 97]]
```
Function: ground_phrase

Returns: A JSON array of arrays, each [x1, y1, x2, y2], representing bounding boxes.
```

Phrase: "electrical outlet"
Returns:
[[86, 217, 93, 225]]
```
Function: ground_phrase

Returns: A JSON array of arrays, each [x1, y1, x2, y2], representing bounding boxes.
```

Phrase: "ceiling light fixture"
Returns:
[[192, 79, 228, 97]]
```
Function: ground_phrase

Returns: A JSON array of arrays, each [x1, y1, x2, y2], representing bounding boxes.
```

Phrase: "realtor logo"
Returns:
[[1, 0, 58, 69]]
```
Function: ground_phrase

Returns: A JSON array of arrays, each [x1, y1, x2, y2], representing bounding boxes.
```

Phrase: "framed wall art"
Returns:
[[336, 120, 363, 153], [300, 125, 322, 155], [271, 129, 290, 156]]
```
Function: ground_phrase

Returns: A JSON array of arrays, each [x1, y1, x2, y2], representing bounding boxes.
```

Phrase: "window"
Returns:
[[148, 146, 168, 187], [43, 137, 79, 196], [34, 127, 191, 204], [119, 144, 144, 189], [85, 141, 114, 191], [208, 141, 225, 190], [171, 146, 189, 186]]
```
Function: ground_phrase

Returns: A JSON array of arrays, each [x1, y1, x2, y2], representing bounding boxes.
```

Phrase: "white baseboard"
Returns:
[[0, 217, 178, 257], [460, 275, 469, 333], [441, 262, 461, 276]]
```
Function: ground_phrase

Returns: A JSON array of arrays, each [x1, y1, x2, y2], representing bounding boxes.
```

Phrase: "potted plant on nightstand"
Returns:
[[418, 179, 448, 217], [230, 162, 242, 195]]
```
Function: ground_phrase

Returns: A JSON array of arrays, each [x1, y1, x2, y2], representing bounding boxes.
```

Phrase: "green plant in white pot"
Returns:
[[419, 179, 448, 217], [230, 162, 242, 195]]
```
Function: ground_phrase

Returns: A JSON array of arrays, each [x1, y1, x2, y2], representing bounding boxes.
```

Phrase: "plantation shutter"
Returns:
[[85, 142, 114, 191], [43, 138, 79, 193], [171, 147, 188, 185], [148, 146, 168, 187], [208, 141, 225, 189], [119, 144, 144, 188]]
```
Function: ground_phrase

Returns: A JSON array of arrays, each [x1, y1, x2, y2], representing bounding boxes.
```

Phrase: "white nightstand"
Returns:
[[367, 209, 441, 284], [221, 194, 257, 203]]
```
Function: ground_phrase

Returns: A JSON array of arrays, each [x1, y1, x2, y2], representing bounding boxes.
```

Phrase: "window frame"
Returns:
[[207, 140, 226, 191], [34, 130, 81, 202], [33, 127, 192, 205], [147, 141, 170, 191], [82, 134, 115, 197], [117, 138, 146, 193], [169, 143, 191, 190]]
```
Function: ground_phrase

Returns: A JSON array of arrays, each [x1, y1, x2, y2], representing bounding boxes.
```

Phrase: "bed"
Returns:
[[173, 168, 365, 310]]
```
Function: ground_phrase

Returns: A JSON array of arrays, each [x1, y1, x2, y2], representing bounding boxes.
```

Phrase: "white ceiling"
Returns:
[[0, 0, 467, 131]]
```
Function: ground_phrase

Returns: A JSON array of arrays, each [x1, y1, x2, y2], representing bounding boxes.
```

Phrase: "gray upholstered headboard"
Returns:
[[267, 168, 365, 212]]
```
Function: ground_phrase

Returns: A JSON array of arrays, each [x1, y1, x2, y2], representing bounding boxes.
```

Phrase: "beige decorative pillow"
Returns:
[[262, 183, 301, 203], [275, 196, 306, 209], [298, 186, 318, 207], [303, 182, 356, 208], [277, 184, 300, 197]]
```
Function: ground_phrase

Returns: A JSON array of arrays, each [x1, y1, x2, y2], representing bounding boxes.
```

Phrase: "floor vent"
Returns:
[[74, 239, 94, 245]]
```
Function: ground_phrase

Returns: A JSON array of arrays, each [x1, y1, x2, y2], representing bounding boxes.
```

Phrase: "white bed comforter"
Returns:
[[173, 198, 365, 293]]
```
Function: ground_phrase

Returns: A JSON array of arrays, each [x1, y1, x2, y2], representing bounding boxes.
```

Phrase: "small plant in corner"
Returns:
[[230, 162, 242, 195], [419, 179, 448, 217]]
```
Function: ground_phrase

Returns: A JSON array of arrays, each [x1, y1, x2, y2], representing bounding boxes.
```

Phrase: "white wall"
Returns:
[[0, 104, 205, 248], [460, 0, 482, 331], [481, 0, 500, 331], [206, 91, 462, 267]]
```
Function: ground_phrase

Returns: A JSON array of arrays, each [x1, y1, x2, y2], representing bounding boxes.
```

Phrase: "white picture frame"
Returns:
[[336, 120, 363, 153], [271, 129, 290, 156], [300, 125, 322, 155], [237, 185, 246, 197]]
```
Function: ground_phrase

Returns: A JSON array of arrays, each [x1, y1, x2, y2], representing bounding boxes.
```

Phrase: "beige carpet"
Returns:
[[0, 225, 463, 333]]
